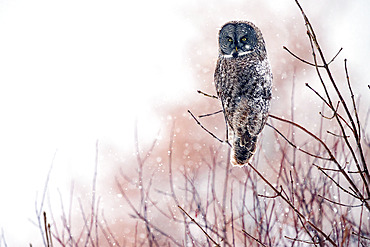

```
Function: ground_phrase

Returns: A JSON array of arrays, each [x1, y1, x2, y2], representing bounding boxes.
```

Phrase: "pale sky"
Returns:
[[0, 0, 195, 244]]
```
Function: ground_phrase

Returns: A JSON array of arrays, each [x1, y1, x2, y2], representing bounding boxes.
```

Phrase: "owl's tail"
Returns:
[[231, 136, 257, 166]]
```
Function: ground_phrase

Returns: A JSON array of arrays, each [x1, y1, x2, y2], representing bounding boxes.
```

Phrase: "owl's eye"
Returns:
[[227, 37, 233, 42], [241, 37, 247, 42]]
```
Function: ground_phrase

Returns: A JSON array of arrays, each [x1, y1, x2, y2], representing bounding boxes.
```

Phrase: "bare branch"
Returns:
[[242, 229, 269, 247], [199, 109, 223, 118], [266, 122, 332, 160], [285, 235, 321, 245], [305, 83, 354, 132], [317, 195, 363, 208], [283, 46, 323, 67], [197, 90, 218, 99], [177, 205, 221, 247], [188, 109, 230, 146]]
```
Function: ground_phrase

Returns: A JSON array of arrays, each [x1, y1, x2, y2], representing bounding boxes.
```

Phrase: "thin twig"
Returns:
[[326, 130, 350, 138], [282, 46, 342, 68], [317, 194, 363, 208], [269, 113, 370, 209], [43, 212, 50, 247], [352, 232, 370, 241], [199, 109, 223, 118], [84, 140, 99, 247], [1, 228, 8, 247], [295, 0, 370, 198], [177, 205, 221, 247], [266, 122, 331, 160], [98, 211, 121, 247], [314, 164, 359, 199], [241, 229, 269, 247], [197, 90, 218, 99], [285, 235, 320, 245], [35, 151, 57, 247], [188, 109, 230, 146], [134, 123, 153, 247], [116, 178, 182, 247], [305, 83, 353, 132], [312, 163, 347, 172], [319, 101, 340, 120], [283, 46, 324, 67], [247, 161, 337, 246], [230, 183, 235, 247], [328, 47, 343, 65], [48, 224, 53, 247], [344, 59, 370, 186]]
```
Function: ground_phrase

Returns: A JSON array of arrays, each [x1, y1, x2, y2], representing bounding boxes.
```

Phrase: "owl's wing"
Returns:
[[214, 58, 222, 95], [214, 58, 234, 130]]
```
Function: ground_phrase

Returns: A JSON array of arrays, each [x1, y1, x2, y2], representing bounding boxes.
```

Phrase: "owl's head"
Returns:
[[218, 21, 265, 58]]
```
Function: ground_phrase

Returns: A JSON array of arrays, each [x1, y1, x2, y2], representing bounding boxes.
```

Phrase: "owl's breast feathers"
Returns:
[[214, 54, 272, 165], [214, 55, 272, 128]]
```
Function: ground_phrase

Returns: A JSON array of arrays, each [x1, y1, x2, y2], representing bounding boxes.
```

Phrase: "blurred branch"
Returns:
[[241, 229, 269, 247], [0, 228, 7, 247], [246, 162, 337, 246], [284, 235, 320, 245], [352, 231, 370, 241], [188, 109, 229, 145], [116, 178, 182, 247], [83, 140, 100, 247], [32, 151, 57, 247], [266, 122, 331, 160], [98, 211, 121, 247], [177, 205, 221, 247], [134, 123, 155, 247], [317, 194, 363, 208], [269, 113, 370, 210]]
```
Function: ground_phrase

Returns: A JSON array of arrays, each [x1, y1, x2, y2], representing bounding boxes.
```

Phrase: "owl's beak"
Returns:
[[232, 47, 239, 58]]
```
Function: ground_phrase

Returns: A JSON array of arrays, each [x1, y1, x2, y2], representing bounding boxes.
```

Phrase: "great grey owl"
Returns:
[[214, 21, 272, 166]]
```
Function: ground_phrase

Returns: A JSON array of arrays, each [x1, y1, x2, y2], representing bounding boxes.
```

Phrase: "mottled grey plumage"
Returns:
[[214, 21, 272, 166]]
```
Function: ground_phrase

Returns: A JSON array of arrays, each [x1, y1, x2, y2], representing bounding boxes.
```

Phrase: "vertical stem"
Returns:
[[134, 123, 153, 247]]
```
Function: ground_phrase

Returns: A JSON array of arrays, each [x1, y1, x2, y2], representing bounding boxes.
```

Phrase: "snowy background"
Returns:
[[0, 0, 369, 245]]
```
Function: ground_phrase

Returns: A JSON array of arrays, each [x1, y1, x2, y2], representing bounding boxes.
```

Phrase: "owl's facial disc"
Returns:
[[219, 23, 258, 58]]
